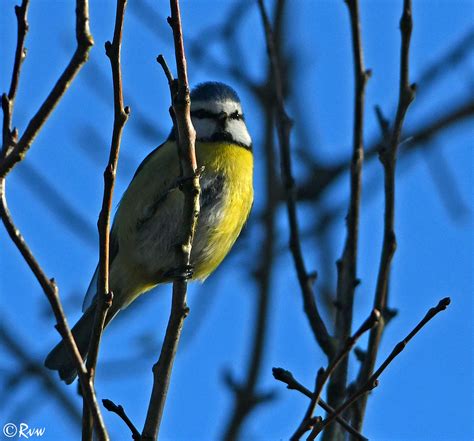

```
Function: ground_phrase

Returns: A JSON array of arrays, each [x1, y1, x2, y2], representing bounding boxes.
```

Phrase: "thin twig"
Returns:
[[352, 0, 417, 433], [0, 0, 94, 178], [83, 0, 129, 439], [2, 0, 29, 157], [291, 309, 379, 440], [310, 297, 450, 438], [257, 0, 335, 359], [324, 3, 370, 438], [272, 368, 367, 441], [102, 399, 141, 441], [141, 1, 199, 439], [156, 54, 174, 87], [0, 1, 107, 439]]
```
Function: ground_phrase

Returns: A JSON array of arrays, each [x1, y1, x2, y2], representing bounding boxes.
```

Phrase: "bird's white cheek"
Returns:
[[226, 120, 252, 146]]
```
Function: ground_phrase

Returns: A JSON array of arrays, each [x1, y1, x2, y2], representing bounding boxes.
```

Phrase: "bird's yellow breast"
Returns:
[[110, 140, 253, 304], [191, 142, 254, 279]]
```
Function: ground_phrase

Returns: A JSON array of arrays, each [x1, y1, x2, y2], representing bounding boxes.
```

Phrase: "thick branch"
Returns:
[[311, 298, 450, 438], [257, 0, 334, 359], [141, 1, 199, 439], [352, 0, 417, 432]]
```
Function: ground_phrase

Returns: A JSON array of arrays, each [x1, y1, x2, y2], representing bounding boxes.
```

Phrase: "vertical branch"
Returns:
[[324, 2, 370, 438], [83, 0, 129, 439], [0, 1, 108, 439], [352, 0, 416, 433], [141, 1, 199, 439], [257, 0, 334, 359]]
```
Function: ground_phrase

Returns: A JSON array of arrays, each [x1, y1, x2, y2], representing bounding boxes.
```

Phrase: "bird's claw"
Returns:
[[164, 264, 194, 281]]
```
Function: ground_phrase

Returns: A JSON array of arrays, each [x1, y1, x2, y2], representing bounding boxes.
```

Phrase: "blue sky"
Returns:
[[1, 1, 473, 440]]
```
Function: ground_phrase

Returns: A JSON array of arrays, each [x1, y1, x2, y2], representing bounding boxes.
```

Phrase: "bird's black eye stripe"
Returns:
[[191, 109, 244, 120]]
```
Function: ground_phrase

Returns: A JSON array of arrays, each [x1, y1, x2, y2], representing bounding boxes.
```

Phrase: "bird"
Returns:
[[45, 82, 254, 383]]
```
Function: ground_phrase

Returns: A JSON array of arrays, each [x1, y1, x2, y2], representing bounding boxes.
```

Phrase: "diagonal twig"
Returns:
[[0, 0, 94, 178], [272, 368, 367, 441], [102, 399, 141, 441], [310, 297, 450, 438], [291, 309, 379, 440]]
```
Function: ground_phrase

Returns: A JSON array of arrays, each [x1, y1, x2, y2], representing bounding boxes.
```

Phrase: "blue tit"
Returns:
[[45, 82, 254, 383]]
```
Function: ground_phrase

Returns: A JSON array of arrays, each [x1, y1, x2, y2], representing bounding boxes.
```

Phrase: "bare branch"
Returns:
[[102, 399, 140, 441], [310, 298, 450, 438], [0, 188, 107, 439], [291, 310, 379, 440], [257, 0, 335, 359], [83, 0, 129, 438], [220, 4, 285, 438], [323, 4, 370, 436], [0, 1, 107, 439], [87, 0, 129, 384], [2, 0, 29, 156], [141, 1, 199, 439], [0, 0, 94, 178], [352, 0, 417, 432], [272, 368, 367, 441]]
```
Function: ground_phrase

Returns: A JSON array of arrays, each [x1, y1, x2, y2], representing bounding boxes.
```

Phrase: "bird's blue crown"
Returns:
[[191, 82, 241, 103]]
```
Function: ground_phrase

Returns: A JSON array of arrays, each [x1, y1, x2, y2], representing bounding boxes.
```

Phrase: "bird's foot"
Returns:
[[176, 166, 205, 190], [164, 264, 194, 281]]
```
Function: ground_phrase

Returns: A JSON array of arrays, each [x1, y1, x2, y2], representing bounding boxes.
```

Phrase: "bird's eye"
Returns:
[[191, 109, 215, 119], [229, 111, 243, 120]]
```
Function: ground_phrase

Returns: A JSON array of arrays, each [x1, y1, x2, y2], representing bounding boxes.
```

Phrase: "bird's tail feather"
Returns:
[[44, 304, 118, 384]]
